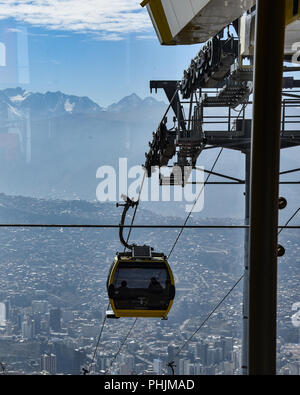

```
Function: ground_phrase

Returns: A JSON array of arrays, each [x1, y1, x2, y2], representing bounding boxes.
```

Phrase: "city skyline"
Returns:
[[0, 0, 299, 377], [0, 194, 298, 375]]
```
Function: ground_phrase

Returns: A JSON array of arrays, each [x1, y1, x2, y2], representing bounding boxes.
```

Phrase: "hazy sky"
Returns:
[[0, 0, 199, 107]]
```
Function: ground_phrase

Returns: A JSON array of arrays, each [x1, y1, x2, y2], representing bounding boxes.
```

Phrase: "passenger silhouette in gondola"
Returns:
[[118, 280, 129, 298], [165, 279, 171, 293], [148, 277, 163, 292], [120, 280, 128, 288]]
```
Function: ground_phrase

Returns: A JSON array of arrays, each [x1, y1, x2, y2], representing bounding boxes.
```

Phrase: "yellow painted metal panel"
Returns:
[[141, 0, 174, 45], [286, 0, 300, 25]]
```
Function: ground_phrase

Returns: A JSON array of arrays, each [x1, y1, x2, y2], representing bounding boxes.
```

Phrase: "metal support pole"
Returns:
[[242, 149, 251, 375], [248, 0, 286, 375]]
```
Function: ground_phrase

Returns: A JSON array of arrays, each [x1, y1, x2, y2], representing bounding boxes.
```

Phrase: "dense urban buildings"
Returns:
[[0, 195, 299, 375]]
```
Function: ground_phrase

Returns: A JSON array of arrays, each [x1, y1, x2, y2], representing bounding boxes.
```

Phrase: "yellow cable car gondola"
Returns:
[[106, 196, 175, 319]]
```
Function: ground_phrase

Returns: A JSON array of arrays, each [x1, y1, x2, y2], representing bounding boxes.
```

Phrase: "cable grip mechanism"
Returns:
[[117, 194, 139, 251]]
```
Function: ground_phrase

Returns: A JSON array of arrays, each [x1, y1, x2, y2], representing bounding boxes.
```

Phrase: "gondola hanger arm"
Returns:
[[117, 195, 139, 251]]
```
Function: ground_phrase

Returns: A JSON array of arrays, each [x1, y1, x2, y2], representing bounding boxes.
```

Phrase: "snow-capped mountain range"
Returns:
[[0, 87, 168, 204], [0, 88, 166, 120], [0, 87, 102, 119], [0, 88, 297, 220], [107, 93, 165, 113]]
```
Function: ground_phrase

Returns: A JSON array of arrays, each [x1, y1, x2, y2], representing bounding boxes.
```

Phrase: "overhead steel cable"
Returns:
[[92, 310, 107, 362], [278, 207, 300, 235], [167, 101, 248, 260], [86, 94, 242, 375], [83, 302, 109, 375], [86, 172, 147, 376], [81, 87, 182, 375], [123, 171, 147, 252], [101, 87, 183, 374], [168, 147, 224, 259], [85, 187, 145, 375], [0, 223, 298, 230], [170, 274, 244, 365], [85, 102, 248, 376], [161, 87, 180, 123], [167, 206, 300, 372], [104, 318, 138, 375]]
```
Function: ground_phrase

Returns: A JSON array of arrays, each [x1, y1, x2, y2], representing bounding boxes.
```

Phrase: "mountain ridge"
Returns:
[[0, 88, 297, 220], [0, 87, 166, 120]]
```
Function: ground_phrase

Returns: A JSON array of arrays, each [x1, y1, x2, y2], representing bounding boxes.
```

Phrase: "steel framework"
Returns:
[[142, 6, 299, 374]]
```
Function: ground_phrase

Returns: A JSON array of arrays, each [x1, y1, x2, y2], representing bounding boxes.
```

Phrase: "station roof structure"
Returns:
[[141, 0, 300, 54]]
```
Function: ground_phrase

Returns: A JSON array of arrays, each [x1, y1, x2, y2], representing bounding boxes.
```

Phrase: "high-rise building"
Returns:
[[194, 363, 204, 375], [53, 342, 86, 375], [4, 299, 11, 321], [49, 308, 61, 332], [223, 337, 234, 360], [33, 313, 42, 335], [214, 347, 223, 364], [167, 344, 179, 375], [216, 336, 234, 361], [5, 321, 13, 336], [196, 341, 208, 365], [179, 359, 190, 375], [0, 302, 6, 327], [222, 361, 234, 375], [22, 317, 35, 339], [120, 363, 131, 375], [125, 355, 135, 374], [41, 354, 57, 375], [205, 365, 216, 375], [153, 358, 163, 375], [232, 347, 241, 370], [207, 348, 216, 366]]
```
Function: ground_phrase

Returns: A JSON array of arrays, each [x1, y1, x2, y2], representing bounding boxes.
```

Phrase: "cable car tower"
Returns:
[[141, 0, 300, 375]]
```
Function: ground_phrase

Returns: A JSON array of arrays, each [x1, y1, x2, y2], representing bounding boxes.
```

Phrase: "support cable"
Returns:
[[0, 223, 298, 230], [278, 207, 300, 235], [160, 87, 180, 124], [167, 102, 248, 260], [87, 174, 147, 375], [83, 303, 109, 375], [123, 172, 146, 252], [86, 100, 257, 375], [104, 318, 138, 374], [168, 147, 223, 259], [167, 206, 300, 373], [101, 88, 181, 373], [170, 274, 244, 367]]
